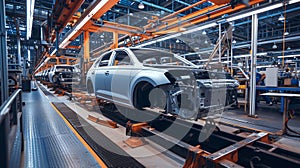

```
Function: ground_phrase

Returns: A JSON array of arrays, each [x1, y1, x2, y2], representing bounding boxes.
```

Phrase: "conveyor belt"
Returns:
[[52, 102, 145, 168], [37, 82, 55, 97], [22, 88, 100, 168]]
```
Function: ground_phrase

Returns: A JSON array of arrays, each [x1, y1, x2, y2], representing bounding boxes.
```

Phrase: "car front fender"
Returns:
[[129, 70, 171, 105]]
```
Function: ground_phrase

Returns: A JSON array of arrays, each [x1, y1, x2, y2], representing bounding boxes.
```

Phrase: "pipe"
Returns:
[[15, 19, 21, 66], [174, 0, 201, 10]]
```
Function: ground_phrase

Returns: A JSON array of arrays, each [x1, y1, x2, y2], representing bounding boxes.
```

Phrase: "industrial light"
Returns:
[[284, 31, 289, 36], [100, 34, 104, 38], [278, 14, 285, 21], [287, 46, 291, 50], [202, 30, 207, 35], [138, 2, 145, 9], [50, 48, 57, 56], [278, 54, 300, 58], [227, 3, 286, 22], [272, 43, 277, 49], [176, 39, 180, 43], [27, 50, 31, 61], [59, 0, 111, 48], [232, 40, 237, 44], [26, 0, 35, 40], [204, 40, 208, 44]]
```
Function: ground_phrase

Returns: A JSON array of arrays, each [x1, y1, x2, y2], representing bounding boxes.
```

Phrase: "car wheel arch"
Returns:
[[86, 79, 94, 93], [131, 81, 155, 109]]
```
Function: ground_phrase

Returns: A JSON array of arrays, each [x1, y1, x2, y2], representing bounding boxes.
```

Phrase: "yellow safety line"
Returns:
[[37, 83, 107, 167], [50, 103, 108, 168]]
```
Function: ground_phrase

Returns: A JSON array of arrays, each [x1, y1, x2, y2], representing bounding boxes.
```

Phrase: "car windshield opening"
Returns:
[[131, 49, 190, 66], [56, 66, 76, 72]]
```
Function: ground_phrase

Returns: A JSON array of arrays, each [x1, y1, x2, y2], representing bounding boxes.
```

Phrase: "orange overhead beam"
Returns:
[[150, 0, 263, 35], [54, 0, 84, 30], [161, 0, 208, 22], [122, 0, 263, 47], [147, 4, 223, 34], [49, 0, 85, 42], [209, 0, 232, 5], [88, 20, 142, 35], [60, 0, 119, 48]]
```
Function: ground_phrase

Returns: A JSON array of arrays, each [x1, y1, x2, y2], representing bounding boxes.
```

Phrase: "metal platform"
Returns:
[[22, 87, 101, 168]]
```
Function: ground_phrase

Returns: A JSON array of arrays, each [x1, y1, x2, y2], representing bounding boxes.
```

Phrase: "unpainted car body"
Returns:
[[87, 48, 239, 119], [48, 65, 81, 85], [41, 69, 50, 82]]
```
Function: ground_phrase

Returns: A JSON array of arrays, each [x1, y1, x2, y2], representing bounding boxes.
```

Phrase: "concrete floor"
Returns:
[[223, 102, 300, 137]]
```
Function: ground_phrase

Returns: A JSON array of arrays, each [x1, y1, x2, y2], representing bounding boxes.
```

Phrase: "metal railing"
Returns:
[[0, 89, 22, 167]]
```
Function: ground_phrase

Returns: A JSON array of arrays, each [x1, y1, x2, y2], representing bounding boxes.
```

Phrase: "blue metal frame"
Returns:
[[256, 86, 300, 112]]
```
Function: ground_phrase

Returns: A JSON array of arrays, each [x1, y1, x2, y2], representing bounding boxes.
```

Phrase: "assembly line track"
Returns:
[[39, 82, 300, 167]]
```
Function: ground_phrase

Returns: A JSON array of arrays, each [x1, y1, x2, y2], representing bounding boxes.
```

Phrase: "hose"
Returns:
[[285, 109, 300, 137]]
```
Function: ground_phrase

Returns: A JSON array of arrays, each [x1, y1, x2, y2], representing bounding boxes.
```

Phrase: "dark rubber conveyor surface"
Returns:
[[52, 102, 145, 168], [22, 87, 100, 168]]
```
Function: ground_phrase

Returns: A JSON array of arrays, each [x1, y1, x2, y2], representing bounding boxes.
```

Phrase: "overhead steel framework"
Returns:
[[34, 0, 300, 75]]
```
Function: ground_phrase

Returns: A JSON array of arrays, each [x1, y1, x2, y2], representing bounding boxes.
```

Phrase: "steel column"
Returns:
[[81, 31, 90, 86], [230, 33, 233, 73], [55, 27, 59, 56], [16, 19, 21, 66], [0, 0, 8, 104], [113, 32, 119, 49], [83, 31, 90, 63], [219, 23, 222, 63], [249, 13, 258, 117]]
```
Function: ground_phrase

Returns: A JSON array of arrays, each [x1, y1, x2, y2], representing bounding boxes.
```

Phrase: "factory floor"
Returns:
[[222, 102, 300, 137], [22, 88, 101, 168]]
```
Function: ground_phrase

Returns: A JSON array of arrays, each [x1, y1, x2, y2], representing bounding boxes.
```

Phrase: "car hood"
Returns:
[[143, 64, 195, 70], [143, 64, 239, 88]]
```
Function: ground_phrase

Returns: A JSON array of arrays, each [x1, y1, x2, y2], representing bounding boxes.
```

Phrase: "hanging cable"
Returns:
[[285, 109, 300, 137]]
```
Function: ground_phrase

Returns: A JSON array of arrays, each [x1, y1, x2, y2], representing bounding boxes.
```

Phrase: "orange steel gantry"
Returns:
[[35, 0, 265, 73], [48, 0, 85, 43]]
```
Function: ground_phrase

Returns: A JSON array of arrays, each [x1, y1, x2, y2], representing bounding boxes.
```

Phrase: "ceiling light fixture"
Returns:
[[284, 31, 289, 36], [287, 46, 291, 50], [202, 30, 207, 35], [176, 39, 180, 43], [232, 39, 237, 44], [278, 14, 285, 21], [138, 2, 145, 9], [26, 0, 35, 40], [204, 40, 208, 44], [272, 43, 277, 49]]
